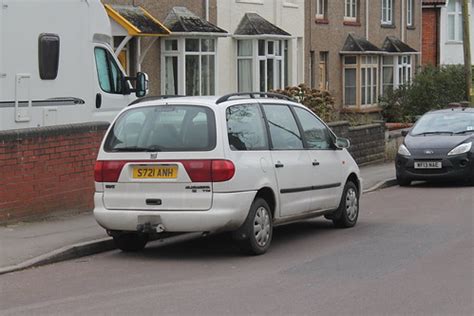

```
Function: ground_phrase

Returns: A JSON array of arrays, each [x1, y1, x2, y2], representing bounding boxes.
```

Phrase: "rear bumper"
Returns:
[[93, 191, 256, 233]]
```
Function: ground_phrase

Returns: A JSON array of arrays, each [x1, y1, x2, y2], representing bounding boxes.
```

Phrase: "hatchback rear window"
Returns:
[[104, 105, 216, 152]]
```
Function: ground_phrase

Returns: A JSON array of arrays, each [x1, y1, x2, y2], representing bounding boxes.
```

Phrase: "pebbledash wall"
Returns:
[[0, 123, 109, 223], [0, 121, 384, 222]]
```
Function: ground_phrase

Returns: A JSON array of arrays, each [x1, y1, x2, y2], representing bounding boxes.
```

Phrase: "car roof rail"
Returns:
[[215, 92, 294, 104], [128, 95, 186, 106]]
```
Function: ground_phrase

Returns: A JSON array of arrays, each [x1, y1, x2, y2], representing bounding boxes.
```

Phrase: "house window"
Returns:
[[344, 0, 357, 21], [407, 0, 414, 27], [237, 39, 287, 93], [360, 56, 379, 106], [397, 55, 412, 86], [162, 37, 217, 96], [343, 56, 357, 106], [381, 0, 393, 25], [447, 0, 463, 41], [382, 56, 394, 94], [316, 0, 327, 19], [319, 52, 328, 91], [381, 55, 413, 96]]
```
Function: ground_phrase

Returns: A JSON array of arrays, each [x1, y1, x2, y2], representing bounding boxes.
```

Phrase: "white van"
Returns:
[[0, 0, 147, 131], [93, 93, 362, 255]]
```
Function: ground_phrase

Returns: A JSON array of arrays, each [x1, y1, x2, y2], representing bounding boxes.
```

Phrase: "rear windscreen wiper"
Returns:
[[111, 146, 163, 152]]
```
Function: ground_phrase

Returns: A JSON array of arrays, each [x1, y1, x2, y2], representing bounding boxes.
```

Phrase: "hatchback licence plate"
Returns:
[[414, 161, 442, 169], [133, 166, 178, 179]]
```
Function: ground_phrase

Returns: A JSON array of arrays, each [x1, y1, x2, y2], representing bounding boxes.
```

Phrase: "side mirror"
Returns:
[[401, 130, 409, 137], [135, 72, 149, 98], [335, 137, 350, 149]]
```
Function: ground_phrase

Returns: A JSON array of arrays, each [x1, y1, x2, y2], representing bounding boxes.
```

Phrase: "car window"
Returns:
[[104, 105, 216, 152], [94, 47, 124, 94], [262, 104, 304, 150], [226, 104, 268, 151], [294, 107, 333, 150], [411, 112, 474, 135]]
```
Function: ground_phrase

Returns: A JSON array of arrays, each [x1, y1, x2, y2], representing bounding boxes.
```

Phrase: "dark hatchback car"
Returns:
[[396, 107, 474, 186]]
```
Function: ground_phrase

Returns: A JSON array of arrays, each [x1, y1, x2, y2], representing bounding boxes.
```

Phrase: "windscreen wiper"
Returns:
[[111, 146, 163, 152], [413, 131, 454, 136]]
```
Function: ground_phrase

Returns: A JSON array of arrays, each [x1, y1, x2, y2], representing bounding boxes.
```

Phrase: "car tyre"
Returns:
[[113, 233, 148, 252], [332, 181, 359, 228], [233, 198, 273, 255], [397, 175, 411, 187]]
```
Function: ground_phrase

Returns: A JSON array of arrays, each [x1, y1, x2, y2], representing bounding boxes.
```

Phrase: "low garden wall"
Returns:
[[0, 120, 386, 223], [329, 121, 386, 165], [0, 123, 109, 223]]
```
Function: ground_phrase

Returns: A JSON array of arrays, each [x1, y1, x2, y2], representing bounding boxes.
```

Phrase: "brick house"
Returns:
[[305, 0, 422, 112], [422, 0, 474, 66]]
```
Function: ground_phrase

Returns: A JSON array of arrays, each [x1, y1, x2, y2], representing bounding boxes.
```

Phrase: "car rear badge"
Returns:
[[424, 150, 434, 155]]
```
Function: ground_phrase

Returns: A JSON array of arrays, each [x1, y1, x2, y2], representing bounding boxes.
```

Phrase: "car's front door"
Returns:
[[293, 107, 344, 210], [261, 103, 313, 217]]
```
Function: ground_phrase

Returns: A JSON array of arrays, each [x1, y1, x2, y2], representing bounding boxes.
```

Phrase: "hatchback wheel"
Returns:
[[234, 198, 273, 255], [113, 233, 148, 252], [333, 181, 359, 228]]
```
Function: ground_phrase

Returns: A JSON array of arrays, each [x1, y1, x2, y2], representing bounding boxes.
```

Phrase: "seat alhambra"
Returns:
[[94, 93, 362, 255]]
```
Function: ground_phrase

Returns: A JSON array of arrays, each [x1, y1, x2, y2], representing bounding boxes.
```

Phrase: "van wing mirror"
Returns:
[[401, 130, 409, 137], [122, 72, 149, 97], [335, 137, 350, 149], [135, 72, 149, 98]]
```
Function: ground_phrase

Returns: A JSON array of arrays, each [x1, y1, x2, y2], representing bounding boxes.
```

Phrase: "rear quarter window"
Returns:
[[104, 105, 216, 152]]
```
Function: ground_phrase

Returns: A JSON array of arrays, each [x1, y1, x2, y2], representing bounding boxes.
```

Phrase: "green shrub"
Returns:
[[272, 84, 336, 122], [380, 65, 467, 122]]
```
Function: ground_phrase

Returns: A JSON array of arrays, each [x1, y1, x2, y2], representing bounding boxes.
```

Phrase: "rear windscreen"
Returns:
[[104, 105, 216, 152]]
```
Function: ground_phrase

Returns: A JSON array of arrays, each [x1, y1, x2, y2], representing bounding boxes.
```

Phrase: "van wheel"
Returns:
[[332, 181, 359, 228], [234, 198, 273, 255], [113, 233, 148, 252]]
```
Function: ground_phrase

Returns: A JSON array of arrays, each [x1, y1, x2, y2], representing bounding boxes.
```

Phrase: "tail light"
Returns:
[[94, 160, 127, 182], [94, 159, 235, 183]]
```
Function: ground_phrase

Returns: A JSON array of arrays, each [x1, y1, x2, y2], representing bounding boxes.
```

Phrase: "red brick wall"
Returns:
[[0, 123, 109, 223], [422, 8, 439, 66]]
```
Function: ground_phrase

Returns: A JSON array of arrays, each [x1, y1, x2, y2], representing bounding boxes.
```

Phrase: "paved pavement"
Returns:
[[0, 162, 396, 272], [0, 184, 472, 315]]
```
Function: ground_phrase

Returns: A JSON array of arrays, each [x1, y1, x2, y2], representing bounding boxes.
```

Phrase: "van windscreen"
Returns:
[[104, 105, 216, 152]]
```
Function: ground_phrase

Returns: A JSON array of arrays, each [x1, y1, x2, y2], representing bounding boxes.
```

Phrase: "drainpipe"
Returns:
[[401, 0, 405, 41], [366, 0, 369, 39], [205, 0, 209, 21]]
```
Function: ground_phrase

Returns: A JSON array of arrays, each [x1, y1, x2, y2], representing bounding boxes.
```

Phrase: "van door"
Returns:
[[261, 103, 313, 217], [293, 107, 343, 210], [93, 45, 135, 120]]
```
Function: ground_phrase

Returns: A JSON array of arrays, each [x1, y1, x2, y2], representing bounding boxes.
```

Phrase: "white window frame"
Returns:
[[343, 55, 358, 107], [360, 56, 379, 107], [316, 0, 325, 19], [407, 0, 414, 27], [236, 38, 287, 93], [381, 54, 413, 95], [161, 37, 218, 96], [447, 0, 463, 42], [344, 0, 357, 21], [381, 0, 393, 25]]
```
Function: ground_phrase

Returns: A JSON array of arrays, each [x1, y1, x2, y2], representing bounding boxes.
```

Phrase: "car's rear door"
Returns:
[[261, 103, 313, 217], [100, 104, 218, 211]]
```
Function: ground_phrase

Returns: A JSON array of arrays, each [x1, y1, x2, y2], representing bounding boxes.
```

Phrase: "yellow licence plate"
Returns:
[[133, 166, 178, 179]]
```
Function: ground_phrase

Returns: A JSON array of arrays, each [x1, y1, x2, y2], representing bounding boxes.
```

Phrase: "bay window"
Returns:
[[361, 56, 379, 106], [237, 39, 288, 92], [343, 55, 380, 108], [381, 54, 414, 96], [162, 37, 217, 96]]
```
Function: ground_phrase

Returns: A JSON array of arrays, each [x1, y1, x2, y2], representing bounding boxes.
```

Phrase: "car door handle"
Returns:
[[275, 163, 284, 168], [312, 161, 320, 166]]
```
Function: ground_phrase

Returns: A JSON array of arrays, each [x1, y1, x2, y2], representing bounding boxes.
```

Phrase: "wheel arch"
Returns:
[[346, 172, 361, 196], [254, 186, 277, 218]]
